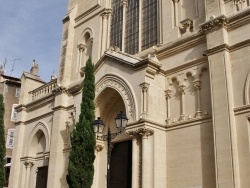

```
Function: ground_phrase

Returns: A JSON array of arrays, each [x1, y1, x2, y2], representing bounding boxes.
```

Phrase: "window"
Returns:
[[11, 104, 18, 121], [125, 0, 139, 54], [15, 87, 21, 97], [6, 129, 15, 148], [141, 0, 158, 50], [110, 0, 123, 51], [110, 0, 158, 54]]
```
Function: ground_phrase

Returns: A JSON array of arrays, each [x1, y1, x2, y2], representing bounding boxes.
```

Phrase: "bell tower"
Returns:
[[57, 0, 112, 86]]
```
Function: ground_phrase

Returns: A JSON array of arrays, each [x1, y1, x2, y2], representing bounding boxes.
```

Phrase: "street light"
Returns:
[[93, 111, 128, 188]]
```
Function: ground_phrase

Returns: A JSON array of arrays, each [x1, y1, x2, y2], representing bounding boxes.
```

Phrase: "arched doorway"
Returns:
[[95, 87, 132, 188]]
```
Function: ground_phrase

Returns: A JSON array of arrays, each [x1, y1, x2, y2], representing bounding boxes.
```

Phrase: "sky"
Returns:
[[0, 0, 68, 82]]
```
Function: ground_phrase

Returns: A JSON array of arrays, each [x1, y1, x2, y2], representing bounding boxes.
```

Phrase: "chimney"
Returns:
[[30, 59, 38, 75]]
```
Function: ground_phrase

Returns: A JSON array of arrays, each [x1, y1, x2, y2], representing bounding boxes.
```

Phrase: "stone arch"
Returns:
[[26, 122, 50, 157], [77, 27, 94, 70], [245, 70, 250, 105], [95, 74, 137, 122]]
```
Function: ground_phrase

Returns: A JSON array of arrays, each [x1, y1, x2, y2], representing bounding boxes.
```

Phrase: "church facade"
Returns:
[[9, 0, 250, 188]]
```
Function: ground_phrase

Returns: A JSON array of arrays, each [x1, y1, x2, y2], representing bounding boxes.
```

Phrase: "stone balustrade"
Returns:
[[29, 79, 57, 101]]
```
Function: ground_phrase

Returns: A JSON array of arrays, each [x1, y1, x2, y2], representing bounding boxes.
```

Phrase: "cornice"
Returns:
[[234, 104, 250, 115], [166, 116, 212, 131], [199, 15, 229, 33], [164, 57, 208, 76], [156, 33, 206, 59], [52, 105, 75, 112], [75, 8, 109, 29], [95, 50, 162, 79], [67, 80, 83, 95], [204, 39, 250, 56], [16, 93, 55, 112], [15, 111, 53, 126], [75, 3, 101, 23], [227, 7, 250, 30], [199, 8, 250, 33]]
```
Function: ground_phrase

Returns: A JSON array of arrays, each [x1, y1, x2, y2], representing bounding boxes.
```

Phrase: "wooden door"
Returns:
[[36, 166, 48, 188], [110, 141, 132, 188]]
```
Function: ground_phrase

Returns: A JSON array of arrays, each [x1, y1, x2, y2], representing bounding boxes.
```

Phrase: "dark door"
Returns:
[[110, 141, 132, 188], [36, 166, 48, 188]]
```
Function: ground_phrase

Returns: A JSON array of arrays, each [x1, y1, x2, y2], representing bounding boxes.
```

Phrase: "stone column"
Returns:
[[140, 83, 150, 118], [172, 0, 179, 27], [101, 12, 109, 55], [194, 79, 202, 118], [8, 123, 26, 188], [138, 128, 154, 188], [126, 132, 139, 188], [165, 89, 172, 124], [122, 0, 127, 51], [77, 44, 85, 72], [93, 140, 104, 188], [24, 161, 34, 188], [178, 85, 186, 120]]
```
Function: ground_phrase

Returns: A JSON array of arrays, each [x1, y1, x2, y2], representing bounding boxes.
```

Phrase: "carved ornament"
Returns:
[[199, 15, 229, 33]]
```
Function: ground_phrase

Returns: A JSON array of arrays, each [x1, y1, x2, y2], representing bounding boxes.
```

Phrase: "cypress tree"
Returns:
[[0, 94, 6, 187], [67, 58, 96, 188]]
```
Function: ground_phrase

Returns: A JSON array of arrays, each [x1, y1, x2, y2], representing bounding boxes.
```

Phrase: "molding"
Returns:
[[166, 116, 212, 131], [234, 105, 250, 115], [15, 94, 55, 112], [95, 74, 137, 121], [204, 39, 250, 56], [199, 15, 229, 33], [52, 105, 75, 112], [75, 3, 101, 23], [226, 7, 250, 31], [15, 111, 53, 126], [156, 33, 206, 59], [126, 128, 154, 138], [199, 8, 250, 33], [75, 7, 107, 29], [164, 57, 208, 76]]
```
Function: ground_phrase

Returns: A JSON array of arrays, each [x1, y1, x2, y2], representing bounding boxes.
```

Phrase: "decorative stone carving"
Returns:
[[126, 128, 154, 138], [199, 15, 229, 33], [24, 161, 34, 169], [95, 144, 104, 152], [140, 82, 150, 119], [96, 75, 136, 121], [180, 18, 193, 33]]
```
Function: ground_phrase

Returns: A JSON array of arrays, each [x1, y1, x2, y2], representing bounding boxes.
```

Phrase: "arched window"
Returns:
[[110, 0, 158, 54], [77, 29, 93, 72]]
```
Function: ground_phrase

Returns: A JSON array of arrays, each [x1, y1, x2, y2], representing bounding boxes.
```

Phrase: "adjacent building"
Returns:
[[9, 0, 250, 188], [0, 72, 21, 186]]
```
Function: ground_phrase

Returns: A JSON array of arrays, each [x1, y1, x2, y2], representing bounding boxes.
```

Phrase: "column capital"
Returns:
[[165, 89, 172, 99], [95, 144, 104, 152], [140, 82, 150, 92], [24, 161, 34, 169], [77, 44, 86, 51], [178, 85, 186, 94], [122, 0, 128, 6], [126, 128, 154, 138], [193, 79, 201, 90]]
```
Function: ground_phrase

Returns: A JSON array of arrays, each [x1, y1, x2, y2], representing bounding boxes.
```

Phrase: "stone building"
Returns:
[[9, 0, 250, 188]]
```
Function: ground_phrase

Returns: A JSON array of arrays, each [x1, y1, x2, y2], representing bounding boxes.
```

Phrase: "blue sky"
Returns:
[[0, 0, 68, 82]]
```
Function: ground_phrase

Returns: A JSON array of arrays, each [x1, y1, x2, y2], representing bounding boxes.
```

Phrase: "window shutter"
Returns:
[[11, 104, 18, 121], [15, 87, 21, 97], [6, 129, 15, 148]]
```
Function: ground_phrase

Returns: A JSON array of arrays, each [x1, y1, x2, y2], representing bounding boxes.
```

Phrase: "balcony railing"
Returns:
[[29, 79, 57, 101]]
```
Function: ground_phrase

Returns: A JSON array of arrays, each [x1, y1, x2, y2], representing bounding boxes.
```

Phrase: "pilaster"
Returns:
[[208, 51, 239, 188]]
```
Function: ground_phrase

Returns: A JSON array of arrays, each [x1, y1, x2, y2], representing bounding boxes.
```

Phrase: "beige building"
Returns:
[[0, 72, 21, 187], [9, 0, 250, 188]]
